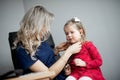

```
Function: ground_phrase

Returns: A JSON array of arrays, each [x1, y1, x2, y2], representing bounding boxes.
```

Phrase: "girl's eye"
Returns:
[[71, 31, 74, 34], [65, 32, 68, 35]]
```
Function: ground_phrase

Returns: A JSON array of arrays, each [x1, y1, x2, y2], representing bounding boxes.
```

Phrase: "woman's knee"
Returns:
[[79, 76, 92, 80]]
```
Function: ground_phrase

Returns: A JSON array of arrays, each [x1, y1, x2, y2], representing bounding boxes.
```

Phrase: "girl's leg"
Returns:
[[65, 76, 76, 80], [79, 76, 92, 80]]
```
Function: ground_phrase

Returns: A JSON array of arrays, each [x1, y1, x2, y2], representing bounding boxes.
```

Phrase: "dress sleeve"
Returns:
[[16, 47, 38, 70], [85, 42, 103, 69]]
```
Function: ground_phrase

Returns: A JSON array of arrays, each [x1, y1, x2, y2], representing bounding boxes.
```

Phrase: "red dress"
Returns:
[[69, 41, 105, 80]]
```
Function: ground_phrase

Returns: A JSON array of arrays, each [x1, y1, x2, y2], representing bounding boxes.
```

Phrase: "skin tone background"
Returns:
[[0, 0, 120, 80]]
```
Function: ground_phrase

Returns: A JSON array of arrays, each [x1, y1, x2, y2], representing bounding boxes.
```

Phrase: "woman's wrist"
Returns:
[[65, 48, 73, 55]]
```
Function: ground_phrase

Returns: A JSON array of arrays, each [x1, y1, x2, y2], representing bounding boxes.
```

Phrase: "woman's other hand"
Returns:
[[64, 64, 71, 75]]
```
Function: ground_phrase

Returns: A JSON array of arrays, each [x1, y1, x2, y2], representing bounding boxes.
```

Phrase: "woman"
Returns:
[[13, 5, 81, 80]]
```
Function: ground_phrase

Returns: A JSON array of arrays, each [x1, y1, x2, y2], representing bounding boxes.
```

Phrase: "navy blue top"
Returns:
[[16, 42, 66, 80]]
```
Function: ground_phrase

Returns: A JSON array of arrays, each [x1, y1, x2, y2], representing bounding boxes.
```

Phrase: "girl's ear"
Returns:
[[80, 29, 83, 35]]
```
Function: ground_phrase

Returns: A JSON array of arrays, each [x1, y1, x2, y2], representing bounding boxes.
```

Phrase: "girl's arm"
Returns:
[[85, 42, 103, 69], [74, 42, 103, 68], [74, 58, 86, 67]]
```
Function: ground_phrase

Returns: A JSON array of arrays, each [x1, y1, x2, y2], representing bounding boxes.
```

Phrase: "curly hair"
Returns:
[[14, 5, 54, 57]]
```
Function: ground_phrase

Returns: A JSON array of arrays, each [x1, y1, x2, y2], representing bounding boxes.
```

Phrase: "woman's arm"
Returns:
[[29, 42, 81, 79], [49, 42, 81, 79]]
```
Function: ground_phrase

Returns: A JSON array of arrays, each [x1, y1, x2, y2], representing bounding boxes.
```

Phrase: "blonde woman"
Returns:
[[14, 6, 81, 80]]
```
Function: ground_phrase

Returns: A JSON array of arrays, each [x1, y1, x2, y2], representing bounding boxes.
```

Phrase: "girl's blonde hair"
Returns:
[[64, 17, 87, 43], [14, 5, 54, 57]]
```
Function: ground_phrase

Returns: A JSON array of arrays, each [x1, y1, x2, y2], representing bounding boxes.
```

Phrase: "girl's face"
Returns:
[[64, 24, 81, 44]]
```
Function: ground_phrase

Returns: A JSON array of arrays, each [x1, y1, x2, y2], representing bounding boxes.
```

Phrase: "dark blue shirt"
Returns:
[[16, 42, 66, 80]]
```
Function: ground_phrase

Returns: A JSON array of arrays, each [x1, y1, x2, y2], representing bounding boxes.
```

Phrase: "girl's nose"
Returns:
[[68, 33, 71, 37]]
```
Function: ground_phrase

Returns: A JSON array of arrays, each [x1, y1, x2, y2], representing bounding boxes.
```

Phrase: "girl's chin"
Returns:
[[70, 41, 76, 44], [68, 40, 77, 44]]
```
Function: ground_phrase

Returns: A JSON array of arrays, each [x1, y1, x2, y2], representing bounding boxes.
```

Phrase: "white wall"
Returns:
[[0, 0, 120, 80], [0, 0, 24, 75]]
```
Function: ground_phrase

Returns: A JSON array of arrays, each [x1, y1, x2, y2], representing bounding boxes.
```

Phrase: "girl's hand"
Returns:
[[64, 64, 71, 75], [74, 58, 86, 67]]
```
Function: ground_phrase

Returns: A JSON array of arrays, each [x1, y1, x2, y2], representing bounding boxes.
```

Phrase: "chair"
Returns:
[[0, 31, 60, 80]]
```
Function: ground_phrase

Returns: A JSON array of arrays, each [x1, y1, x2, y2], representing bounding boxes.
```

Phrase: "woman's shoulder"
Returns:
[[16, 44, 24, 52], [16, 45, 28, 57], [38, 41, 51, 49]]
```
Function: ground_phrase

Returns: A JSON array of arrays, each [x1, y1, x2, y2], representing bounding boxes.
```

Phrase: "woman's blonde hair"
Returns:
[[14, 5, 54, 57], [64, 17, 87, 43]]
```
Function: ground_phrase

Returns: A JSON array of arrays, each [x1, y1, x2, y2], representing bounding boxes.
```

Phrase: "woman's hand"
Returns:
[[66, 42, 81, 55], [74, 58, 86, 67], [64, 64, 71, 75]]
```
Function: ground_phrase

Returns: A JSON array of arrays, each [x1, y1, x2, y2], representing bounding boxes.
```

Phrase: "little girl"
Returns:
[[62, 17, 105, 80]]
